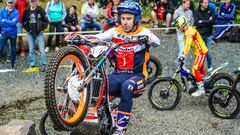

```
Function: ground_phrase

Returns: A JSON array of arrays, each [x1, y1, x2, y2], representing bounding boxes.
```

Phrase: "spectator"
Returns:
[[209, 0, 217, 15], [0, 0, 19, 69], [0, 40, 11, 63], [14, 0, 29, 57], [212, 0, 236, 43], [170, 0, 194, 11], [104, 9, 119, 31], [45, 0, 66, 52], [106, 0, 121, 19], [171, 0, 181, 8], [4, 41, 11, 63], [194, 0, 215, 72], [22, 0, 48, 72], [151, 0, 174, 33], [173, 0, 194, 62], [100, 0, 108, 9], [104, 0, 120, 30], [80, 0, 101, 31], [63, 5, 81, 33], [0, 26, 11, 62]]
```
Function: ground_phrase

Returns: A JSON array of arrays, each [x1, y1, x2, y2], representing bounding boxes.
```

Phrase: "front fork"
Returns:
[[77, 65, 98, 91], [218, 90, 234, 108], [160, 68, 180, 98], [96, 68, 115, 135]]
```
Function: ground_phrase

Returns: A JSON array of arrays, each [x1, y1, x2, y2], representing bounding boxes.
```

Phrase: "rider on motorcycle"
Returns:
[[175, 16, 208, 97], [90, 0, 160, 134]]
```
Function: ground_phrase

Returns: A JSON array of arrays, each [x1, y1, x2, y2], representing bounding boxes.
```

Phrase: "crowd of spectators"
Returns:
[[0, 0, 239, 71]]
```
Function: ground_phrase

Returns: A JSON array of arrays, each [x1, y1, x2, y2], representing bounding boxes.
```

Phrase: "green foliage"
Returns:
[[142, 6, 152, 18], [0, 3, 6, 8], [236, 12, 240, 24]]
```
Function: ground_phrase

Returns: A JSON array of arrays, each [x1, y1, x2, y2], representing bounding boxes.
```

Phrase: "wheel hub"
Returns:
[[159, 90, 169, 99], [68, 76, 82, 102]]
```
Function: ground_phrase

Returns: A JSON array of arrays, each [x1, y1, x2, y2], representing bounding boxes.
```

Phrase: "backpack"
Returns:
[[228, 26, 240, 43]]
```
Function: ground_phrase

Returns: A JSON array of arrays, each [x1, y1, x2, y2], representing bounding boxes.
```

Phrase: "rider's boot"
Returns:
[[112, 111, 131, 135], [207, 67, 213, 73], [191, 81, 205, 97]]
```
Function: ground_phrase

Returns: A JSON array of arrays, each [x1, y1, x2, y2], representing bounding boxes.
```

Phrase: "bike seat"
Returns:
[[203, 62, 229, 80]]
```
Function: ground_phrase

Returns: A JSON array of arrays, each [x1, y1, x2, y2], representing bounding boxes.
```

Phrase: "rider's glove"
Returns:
[[178, 56, 185, 62], [137, 35, 149, 43], [127, 35, 149, 44]]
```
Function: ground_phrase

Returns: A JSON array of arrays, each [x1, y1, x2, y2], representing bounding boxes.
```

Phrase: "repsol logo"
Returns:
[[117, 34, 130, 41]]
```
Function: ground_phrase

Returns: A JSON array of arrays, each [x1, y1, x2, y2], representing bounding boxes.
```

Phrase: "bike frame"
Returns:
[[70, 41, 123, 126], [171, 62, 196, 84], [77, 42, 121, 96], [172, 61, 229, 92]]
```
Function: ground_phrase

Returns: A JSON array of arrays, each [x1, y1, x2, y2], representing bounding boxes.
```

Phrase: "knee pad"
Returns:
[[121, 80, 136, 95]]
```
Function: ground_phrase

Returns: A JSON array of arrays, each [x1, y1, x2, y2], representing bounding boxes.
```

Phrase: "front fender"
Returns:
[[67, 45, 91, 68]]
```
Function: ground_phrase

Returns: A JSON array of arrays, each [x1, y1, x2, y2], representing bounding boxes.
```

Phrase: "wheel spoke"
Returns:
[[44, 47, 90, 130], [148, 78, 181, 110]]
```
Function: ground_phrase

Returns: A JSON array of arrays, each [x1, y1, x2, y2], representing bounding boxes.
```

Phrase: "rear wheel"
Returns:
[[44, 46, 91, 130], [209, 73, 233, 88], [206, 72, 234, 94], [148, 77, 182, 110], [208, 86, 240, 119], [39, 112, 50, 135], [147, 55, 162, 84], [39, 110, 72, 135]]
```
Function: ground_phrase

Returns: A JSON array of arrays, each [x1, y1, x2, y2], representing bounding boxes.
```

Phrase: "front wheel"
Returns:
[[44, 46, 91, 130], [148, 77, 182, 110], [208, 86, 240, 119]]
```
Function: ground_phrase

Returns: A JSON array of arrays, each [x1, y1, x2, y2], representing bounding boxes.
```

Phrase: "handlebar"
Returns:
[[65, 37, 95, 47], [177, 60, 185, 68], [65, 35, 150, 48], [233, 66, 240, 75], [65, 39, 82, 45]]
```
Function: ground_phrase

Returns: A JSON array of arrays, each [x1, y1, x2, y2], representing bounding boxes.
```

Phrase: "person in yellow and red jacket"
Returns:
[[175, 16, 208, 97]]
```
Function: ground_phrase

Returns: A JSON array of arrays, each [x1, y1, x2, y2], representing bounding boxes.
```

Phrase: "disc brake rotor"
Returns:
[[68, 76, 83, 102]]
